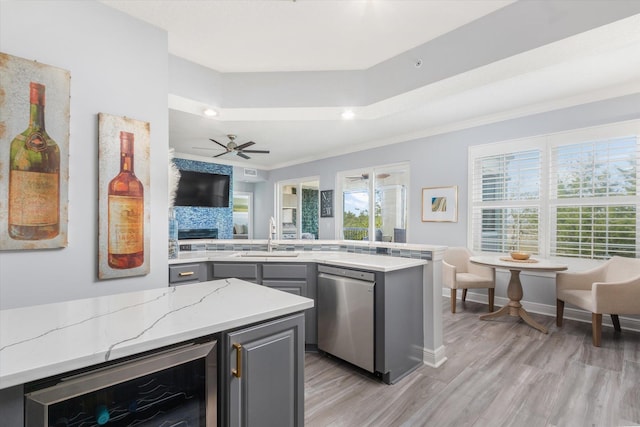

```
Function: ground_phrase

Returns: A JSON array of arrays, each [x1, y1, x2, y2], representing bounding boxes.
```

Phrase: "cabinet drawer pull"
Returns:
[[232, 343, 242, 378], [178, 271, 195, 277]]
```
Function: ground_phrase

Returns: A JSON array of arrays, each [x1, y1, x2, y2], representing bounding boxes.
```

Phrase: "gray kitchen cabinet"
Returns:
[[374, 265, 424, 384], [169, 262, 208, 285], [222, 313, 305, 427], [208, 261, 317, 347], [211, 263, 259, 283], [262, 280, 305, 296], [262, 263, 317, 347], [262, 263, 307, 280]]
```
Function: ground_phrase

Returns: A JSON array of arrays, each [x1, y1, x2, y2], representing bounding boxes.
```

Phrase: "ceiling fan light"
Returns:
[[203, 108, 218, 117]]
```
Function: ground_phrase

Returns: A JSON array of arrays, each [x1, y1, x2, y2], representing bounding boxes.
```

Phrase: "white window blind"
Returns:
[[550, 136, 638, 259], [469, 121, 640, 261], [471, 150, 541, 254]]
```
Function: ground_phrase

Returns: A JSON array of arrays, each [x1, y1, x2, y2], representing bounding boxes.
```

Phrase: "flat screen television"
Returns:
[[175, 170, 230, 208]]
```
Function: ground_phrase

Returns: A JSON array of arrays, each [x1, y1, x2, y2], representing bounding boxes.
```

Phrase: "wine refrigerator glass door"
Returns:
[[25, 340, 217, 427]]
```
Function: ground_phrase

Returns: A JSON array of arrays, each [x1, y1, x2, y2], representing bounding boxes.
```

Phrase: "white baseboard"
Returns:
[[423, 345, 447, 368], [445, 290, 640, 333]]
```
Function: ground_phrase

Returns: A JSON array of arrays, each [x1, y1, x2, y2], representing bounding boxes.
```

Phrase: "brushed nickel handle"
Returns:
[[232, 343, 242, 378], [178, 271, 194, 277]]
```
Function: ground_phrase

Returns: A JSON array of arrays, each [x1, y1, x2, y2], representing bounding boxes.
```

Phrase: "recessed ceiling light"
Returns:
[[341, 110, 355, 120], [203, 108, 218, 117]]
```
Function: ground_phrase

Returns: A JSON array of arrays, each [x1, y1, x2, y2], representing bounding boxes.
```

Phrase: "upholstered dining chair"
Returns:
[[556, 256, 640, 347], [442, 247, 495, 313]]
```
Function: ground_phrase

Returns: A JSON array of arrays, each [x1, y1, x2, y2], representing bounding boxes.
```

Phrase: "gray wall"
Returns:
[[0, 1, 170, 309]]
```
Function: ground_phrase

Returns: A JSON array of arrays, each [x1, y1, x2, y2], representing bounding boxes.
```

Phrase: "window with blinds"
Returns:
[[471, 150, 541, 254], [550, 137, 638, 259], [469, 121, 640, 260]]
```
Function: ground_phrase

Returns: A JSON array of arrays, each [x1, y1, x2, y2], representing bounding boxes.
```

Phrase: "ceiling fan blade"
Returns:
[[241, 149, 270, 154], [209, 138, 228, 149], [214, 151, 230, 158], [237, 152, 251, 159], [235, 141, 256, 150], [347, 174, 368, 180]]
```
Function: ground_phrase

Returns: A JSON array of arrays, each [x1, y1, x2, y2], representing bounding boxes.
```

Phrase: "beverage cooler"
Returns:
[[24, 339, 217, 427]]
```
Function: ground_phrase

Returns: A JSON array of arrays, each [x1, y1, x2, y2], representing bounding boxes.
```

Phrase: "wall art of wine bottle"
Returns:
[[0, 52, 70, 250], [98, 113, 150, 279]]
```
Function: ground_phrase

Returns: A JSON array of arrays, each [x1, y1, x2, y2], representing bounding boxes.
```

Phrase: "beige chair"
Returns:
[[443, 247, 495, 313], [556, 256, 640, 347]]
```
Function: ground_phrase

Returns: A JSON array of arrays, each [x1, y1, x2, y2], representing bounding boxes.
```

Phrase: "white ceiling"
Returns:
[[100, 0, 512, 72], [100, 1, 640, 170]]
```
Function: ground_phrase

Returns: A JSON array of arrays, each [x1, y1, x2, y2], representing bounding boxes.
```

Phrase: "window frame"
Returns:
[[336, 162, 410, 242], [468, 119, 640, 264]]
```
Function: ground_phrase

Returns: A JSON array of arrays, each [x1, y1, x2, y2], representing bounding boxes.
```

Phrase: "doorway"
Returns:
[[233, 192, 253, 239], [277, 178, 319, 240]]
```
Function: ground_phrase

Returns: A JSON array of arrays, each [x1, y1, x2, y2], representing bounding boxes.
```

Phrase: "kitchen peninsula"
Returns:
[[0, 279, 313, 426], [170, 239, 447, 372]]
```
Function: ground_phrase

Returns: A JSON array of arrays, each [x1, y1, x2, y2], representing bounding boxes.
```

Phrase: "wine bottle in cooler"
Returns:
[[108, 131, 144, 269], [8, 82, 60, 240]]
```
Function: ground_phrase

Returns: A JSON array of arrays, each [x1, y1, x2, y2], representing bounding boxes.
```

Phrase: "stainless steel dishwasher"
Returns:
[[317, 264, 375, 372]]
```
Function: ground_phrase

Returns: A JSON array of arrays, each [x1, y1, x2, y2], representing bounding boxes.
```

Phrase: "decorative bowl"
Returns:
[[510, 251, 531, 261]]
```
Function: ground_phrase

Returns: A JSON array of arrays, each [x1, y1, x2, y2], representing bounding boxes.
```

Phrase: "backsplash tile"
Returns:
[[179, 240, 433, 262]]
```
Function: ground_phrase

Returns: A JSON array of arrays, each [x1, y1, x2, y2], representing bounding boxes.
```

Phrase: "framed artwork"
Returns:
[[320, 190, 334, 218], [422, 186, 458, 222], [0, 52, 70, 250], [98, 113, 150, 279]]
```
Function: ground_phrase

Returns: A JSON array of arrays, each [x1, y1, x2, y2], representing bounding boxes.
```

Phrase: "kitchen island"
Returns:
[[0, 278, 313, 426]]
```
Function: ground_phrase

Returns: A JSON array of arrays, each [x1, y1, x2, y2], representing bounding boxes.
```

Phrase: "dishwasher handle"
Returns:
[[317, 265, 375, 282]]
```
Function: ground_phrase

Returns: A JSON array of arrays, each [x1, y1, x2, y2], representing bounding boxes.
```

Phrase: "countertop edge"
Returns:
[[0, 279, 313, 390], [169, 251, 428, 272]]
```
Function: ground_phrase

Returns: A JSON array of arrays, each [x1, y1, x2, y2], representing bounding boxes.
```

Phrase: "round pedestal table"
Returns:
[[469, 255, 567, 333]]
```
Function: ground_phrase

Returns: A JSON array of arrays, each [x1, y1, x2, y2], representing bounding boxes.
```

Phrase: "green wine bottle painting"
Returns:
[[0, 52, 69, 250], [8, 82, 61, 241]]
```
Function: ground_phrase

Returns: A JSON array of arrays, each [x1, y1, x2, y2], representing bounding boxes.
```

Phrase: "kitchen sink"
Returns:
[[234, 251, 299, 258]]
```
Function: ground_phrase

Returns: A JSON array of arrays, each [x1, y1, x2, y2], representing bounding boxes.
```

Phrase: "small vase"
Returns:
[[168, 208, 179, 259]]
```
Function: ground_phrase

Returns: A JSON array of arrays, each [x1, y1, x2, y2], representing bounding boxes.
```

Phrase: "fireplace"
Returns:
[[25, 339, 217, 427]]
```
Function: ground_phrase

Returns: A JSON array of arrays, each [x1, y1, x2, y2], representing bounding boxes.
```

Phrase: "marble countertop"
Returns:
[[170, 250, 427, 272], [0, 279, 313, 390]]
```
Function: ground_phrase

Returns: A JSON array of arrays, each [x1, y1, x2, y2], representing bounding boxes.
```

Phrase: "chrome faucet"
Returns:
[[268, 216, 276, 252]]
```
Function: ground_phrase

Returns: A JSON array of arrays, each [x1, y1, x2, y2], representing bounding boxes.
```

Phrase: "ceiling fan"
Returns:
[[194, 134, 270, 159], [346, 173, 391, 181]]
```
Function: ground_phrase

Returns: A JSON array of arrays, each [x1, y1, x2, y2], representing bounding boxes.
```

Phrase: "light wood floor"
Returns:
[[304, 298, 640, 427]]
